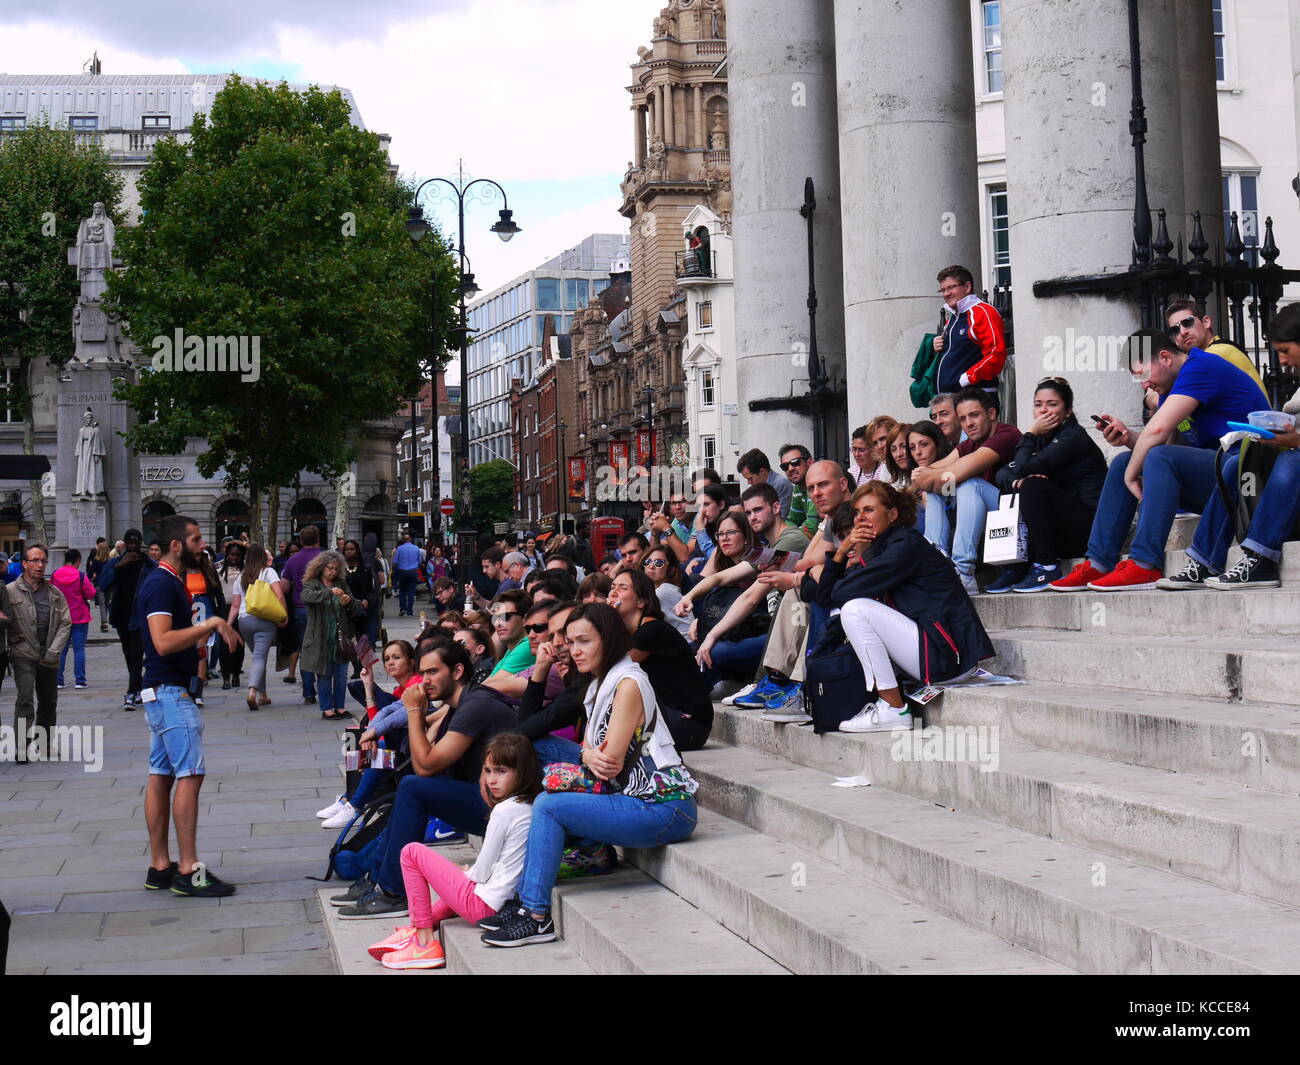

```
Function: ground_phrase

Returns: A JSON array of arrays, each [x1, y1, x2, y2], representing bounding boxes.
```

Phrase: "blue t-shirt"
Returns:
[[393, 542, 422, 570], [1163, 347, 1268, 450], [139, 566, 198, 688]]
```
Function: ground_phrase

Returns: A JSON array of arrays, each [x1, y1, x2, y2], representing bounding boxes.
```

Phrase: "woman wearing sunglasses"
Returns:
[[640, 547, 691, 636]]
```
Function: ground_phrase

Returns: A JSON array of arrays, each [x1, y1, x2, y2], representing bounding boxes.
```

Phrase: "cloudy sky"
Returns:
[[0, 0, 656, 293]]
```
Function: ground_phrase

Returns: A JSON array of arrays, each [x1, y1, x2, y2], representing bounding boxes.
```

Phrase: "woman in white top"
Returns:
[[640, 545, 691, 636], [367, 733, 542, 970], [226, 543, 287, 713], [481, 602, 698, 948]]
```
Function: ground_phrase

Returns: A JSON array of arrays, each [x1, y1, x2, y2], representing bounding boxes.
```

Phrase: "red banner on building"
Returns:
[[609, 440, 629, 469], [567, 457, 587, 501], [635, 429, 654, 466]]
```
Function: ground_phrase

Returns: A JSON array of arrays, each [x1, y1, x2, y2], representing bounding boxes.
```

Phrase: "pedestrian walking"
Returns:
[[50, 548, 96, 690], [228, 544, 288, 713], [4, 544, 72, 761], [97, 528, 156, 710]]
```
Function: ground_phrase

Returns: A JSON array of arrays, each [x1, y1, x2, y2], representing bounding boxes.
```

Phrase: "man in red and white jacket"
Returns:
[[932, 265, 1007, 395]]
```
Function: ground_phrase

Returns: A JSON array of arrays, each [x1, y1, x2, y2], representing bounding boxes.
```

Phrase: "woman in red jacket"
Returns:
[[51, 549, 97, 689]]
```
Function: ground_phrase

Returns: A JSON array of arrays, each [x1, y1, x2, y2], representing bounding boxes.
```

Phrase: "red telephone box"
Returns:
[[590, 517, 625, 563]]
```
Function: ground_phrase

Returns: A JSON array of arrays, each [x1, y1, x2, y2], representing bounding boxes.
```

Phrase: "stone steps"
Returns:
[[986, 629, 1300, 706], [625, 804, 1073, 974], [442, 919, 593, 975], [672, 742, 1300, 973], [717, 706, 1300, 905], [932, 680, 1300, 791]]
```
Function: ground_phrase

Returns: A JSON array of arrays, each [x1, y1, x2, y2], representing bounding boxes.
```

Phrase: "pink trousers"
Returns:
[[399, 842, 496, 929]]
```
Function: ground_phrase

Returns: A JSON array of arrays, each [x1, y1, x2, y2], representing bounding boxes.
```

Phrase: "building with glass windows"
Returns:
[[465, 233, 627, 467]]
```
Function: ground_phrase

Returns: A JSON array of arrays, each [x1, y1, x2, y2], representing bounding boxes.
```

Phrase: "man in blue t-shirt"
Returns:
[[139, 514, 242, 899], [1050, 331, 1265, 591], [391, 531, 423, 616]]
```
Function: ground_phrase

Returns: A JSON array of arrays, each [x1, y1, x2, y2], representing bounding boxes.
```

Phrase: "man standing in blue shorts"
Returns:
[[139, 514, 242, 898]]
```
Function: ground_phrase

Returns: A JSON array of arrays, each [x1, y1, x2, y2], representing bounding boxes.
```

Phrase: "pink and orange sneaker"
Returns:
[[380, 936, 446, 970], [1049, 561, 1109, 592], [1086, 559, 1162, 591], [366, 925, 416, 961]]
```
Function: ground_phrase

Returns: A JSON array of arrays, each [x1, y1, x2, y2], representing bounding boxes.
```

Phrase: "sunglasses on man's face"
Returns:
[[524, 622, 548, 635], [779, 458, 805, 471], [1166, 314, 1199, 337], [492, 611, 520, 624]]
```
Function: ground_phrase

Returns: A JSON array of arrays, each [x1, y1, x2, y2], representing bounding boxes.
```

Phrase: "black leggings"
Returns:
[[1017, 477, 1096, 565], [660, 705, 711, 752]]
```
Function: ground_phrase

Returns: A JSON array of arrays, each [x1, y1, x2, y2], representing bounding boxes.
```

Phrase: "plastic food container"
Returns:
[[1247, 410, 1295, 432]]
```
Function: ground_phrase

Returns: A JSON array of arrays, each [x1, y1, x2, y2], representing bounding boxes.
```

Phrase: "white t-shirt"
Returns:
[[468, 795, 532, 912], [231, 566, 279, 619]]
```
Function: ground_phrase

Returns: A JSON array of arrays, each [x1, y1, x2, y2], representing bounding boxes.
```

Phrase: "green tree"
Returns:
[[107, 77, 460, 536], [468, 459, 516, 529], [0, 123, 122, 542]]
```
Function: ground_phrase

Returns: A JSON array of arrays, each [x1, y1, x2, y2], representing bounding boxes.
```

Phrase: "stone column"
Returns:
[[635, 104, 647, 167], [1003, 0, 1186, 426], [664, 84, 676, 145], [728, 0, 845, 452], [653, 84, 663, 141], [693, 85, 703, 148], [1175, 0, 1223, 256], [836, 0, 980, 423]]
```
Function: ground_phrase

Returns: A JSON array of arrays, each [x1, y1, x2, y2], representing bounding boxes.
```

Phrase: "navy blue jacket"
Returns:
[[820, 524, 995, 684]]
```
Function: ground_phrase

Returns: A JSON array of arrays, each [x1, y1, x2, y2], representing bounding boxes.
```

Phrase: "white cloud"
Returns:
[[0, 22, 191, 76]]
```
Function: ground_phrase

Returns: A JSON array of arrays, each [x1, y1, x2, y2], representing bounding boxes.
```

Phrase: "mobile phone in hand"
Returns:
[[1091, 414, 1110, 429]]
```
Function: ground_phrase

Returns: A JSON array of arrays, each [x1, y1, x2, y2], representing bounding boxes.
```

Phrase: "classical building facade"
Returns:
[[0, 70, 407, 549]]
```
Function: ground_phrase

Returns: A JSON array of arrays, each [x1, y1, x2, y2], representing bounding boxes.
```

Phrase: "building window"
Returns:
[[697, 301, 713, 330], [700, 369, 716, 409], [989, 184, 1011, 287], [982, 2, 1003, 94], [536, 278, 561, 311], [1212, 0, 1226, 82], [564, 278, 589, 310], [142, 115, 171, 129], [0, 117, 25, 132], [1222, 171, 1260, 252], [69, 116, 98, 130], [701, 435, 717, 469], [0, 366, 19, 422]]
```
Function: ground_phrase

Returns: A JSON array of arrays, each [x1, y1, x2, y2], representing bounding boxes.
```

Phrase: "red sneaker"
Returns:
[[1049, 561, 1109, 592], [1086, 559, 1162, 591]]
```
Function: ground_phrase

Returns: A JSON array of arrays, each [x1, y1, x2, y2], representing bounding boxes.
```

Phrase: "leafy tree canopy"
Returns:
[[469, 458, 516, 529]]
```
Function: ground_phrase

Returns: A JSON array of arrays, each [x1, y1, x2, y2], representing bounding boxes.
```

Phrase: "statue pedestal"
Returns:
[[55, 364, 138, 549]]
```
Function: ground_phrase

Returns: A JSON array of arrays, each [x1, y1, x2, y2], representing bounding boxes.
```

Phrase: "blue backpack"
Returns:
[[309, 798, 392, 883]]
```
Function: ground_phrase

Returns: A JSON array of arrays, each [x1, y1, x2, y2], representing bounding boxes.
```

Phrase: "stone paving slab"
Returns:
[[2, 613, 425, 975]]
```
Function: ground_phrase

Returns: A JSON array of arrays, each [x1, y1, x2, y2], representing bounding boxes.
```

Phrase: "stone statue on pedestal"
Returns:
[[74, 202, 116, 294], [74, 409, 106, 497]]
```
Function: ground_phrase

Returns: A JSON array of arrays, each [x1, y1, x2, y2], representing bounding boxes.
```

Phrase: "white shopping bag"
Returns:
[[982, 493, 1028, 565]]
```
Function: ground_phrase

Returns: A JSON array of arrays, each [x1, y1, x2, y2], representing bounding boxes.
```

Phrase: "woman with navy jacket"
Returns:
[[819, 481, 994, 734]]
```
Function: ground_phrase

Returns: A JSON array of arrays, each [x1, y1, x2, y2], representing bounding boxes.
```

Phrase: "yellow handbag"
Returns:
[[245, 576, 286, 624]]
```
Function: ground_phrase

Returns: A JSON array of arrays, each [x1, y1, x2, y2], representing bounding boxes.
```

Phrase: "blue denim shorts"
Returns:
[[145, 685, 206, 778]]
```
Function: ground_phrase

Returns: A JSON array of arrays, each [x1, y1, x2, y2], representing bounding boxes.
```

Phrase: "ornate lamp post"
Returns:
[[405, 162, 520, 583]]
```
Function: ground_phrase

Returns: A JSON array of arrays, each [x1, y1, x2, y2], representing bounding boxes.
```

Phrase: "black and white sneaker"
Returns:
[[480, 909, 556, 947], [1157, 558, 1212, 590], [329, 874, 373, 907], [170, 862, 236, 898], [337, 885, 408, 920], [1205, 550, 1281, 590], [477, 895, 522, 931]]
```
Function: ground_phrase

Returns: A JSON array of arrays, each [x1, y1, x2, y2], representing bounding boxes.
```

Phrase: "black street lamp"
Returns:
[[406, 162, 521, 584], [800, 176, 831, 461], [557, 418, 568, 533]]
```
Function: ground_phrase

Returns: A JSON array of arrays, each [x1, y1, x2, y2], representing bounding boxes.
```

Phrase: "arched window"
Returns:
[[215, 498, 250, 543], [292, 497, 328, 540], [142, 499, 176, 545]]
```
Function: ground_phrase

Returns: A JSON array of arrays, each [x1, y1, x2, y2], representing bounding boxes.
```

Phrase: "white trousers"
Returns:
[[839, 598, 922, 693]]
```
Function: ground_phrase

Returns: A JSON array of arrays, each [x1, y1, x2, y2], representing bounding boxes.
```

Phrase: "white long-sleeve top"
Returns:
[[467, 795, 533, 911]]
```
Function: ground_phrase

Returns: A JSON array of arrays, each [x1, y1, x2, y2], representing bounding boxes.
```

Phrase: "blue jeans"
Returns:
[[57, 622, 88, 686], [145, 685, 205, 778], [377, 774, 490, 895], [396, 569, 419, 615], [1087, 445, 1221, 571], [294, 607, 316, 697], [532, 736, 581, 765], [699, 634, 767, 689], [1188, 447, 1300, 568], [518, 793, 698, 913], [348, 679, 396, 713], [315, 660, 350, 712], [924, 477, 1001, 576]]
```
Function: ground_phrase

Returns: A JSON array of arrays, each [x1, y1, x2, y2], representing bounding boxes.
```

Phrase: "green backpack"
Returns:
[[1215, 436, 1300, 541]]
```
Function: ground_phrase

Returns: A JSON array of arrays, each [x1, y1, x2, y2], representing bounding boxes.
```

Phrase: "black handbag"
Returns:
[[696, 584, 770, 643], [803, 618, 873, 734]]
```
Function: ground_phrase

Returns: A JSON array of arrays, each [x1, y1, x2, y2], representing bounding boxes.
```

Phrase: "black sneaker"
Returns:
[[983, 565, 1028, 594], [122, 692, 138, 711], [145, 861, 178, 890], [477, 895, 522, 931], [1157, 557, 1212, 590], [337, 885, 408, 920], [1206, 550, 1281, 590], [329, 874, 373, 907], [304, 695, 317, 705], [171, 862, 237, 898], [481, 908, 556, 948]]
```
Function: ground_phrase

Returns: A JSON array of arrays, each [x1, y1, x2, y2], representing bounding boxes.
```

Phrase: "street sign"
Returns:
[[440, 498, 456, 516]]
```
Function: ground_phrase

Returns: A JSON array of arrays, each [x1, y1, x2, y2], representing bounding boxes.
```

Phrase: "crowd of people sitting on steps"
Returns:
[[5, 264, 1299, 967]]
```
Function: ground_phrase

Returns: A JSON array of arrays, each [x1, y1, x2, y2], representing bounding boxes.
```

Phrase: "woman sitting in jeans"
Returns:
[[300, 550, 357, 720], [480, 603, 698, 947]]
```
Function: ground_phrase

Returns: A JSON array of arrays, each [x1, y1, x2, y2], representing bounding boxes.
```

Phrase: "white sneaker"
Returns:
[[722, 682, 758, 707], [316, 795, 348, 819], [321, 802, 359, 829], [761, 708, 813, 724], [840, 700, 913, 733]]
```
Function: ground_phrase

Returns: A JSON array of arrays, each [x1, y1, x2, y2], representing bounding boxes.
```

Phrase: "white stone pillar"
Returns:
[[836, 0, 980, 424], [728, 0, 845, 453], [1003, 0, 1185, 428], [693, 85, 703, 148], [1175, 0, 1223, 259]]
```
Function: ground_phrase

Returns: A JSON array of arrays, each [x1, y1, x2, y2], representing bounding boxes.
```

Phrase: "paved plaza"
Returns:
[[1, 611, 424, 976]]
